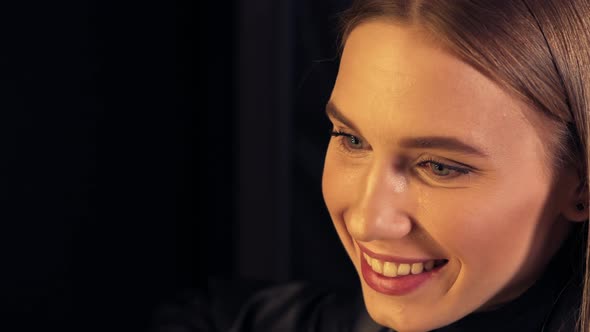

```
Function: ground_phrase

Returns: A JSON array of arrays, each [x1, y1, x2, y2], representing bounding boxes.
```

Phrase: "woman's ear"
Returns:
[[561, 172, 589, 223]]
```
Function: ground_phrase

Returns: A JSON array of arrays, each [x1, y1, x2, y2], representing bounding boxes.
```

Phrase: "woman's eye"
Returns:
[[343, 134, 363, 149], [330, 131, 366, 152], [430, 162, 452, 176], [417, 160, 470, 179]]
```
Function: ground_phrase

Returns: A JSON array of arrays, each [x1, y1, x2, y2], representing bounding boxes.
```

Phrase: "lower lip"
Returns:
[[360, 253, 444, 296]]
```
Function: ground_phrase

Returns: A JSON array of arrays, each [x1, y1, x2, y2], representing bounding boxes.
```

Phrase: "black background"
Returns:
[[3, 0, 356, 331]]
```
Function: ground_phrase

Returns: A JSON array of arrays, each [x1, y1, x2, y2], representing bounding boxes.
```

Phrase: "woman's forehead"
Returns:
[[339, 22, 511, 110]]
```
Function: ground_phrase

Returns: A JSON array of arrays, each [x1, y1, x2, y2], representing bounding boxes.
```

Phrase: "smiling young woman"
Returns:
[[321, 1, 590, 331]]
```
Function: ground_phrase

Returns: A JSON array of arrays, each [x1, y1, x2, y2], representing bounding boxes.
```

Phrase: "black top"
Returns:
[[152, 231, 584, 332]]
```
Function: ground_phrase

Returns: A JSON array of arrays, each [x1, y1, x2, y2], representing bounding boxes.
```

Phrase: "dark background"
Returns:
[[3, 0, 356, 331]]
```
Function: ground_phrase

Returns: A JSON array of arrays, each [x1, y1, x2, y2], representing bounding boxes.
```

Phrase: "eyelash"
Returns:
[[330, 130, 365, 151], [415, 158, 471, 178], [329, 130, 472, 178]]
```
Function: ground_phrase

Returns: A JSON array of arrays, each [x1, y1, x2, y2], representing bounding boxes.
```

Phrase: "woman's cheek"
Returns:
[[322, 146, 364, 216], [428, 187, 543, 279], [322, 149, 343, 216], [322, 151, 352, 242]]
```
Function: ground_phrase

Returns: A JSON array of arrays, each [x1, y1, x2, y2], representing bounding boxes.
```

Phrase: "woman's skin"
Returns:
[[322, 20, 587, 332]]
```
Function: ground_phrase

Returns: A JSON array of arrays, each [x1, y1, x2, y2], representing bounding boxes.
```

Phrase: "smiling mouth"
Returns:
[[363, 253, 448, 277]]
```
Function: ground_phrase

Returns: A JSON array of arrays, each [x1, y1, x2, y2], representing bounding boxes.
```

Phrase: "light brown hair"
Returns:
[[338, 0, 590, 330]]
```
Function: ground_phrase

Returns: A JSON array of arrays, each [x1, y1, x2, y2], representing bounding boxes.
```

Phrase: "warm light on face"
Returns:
[[322, 20, 574, 331]]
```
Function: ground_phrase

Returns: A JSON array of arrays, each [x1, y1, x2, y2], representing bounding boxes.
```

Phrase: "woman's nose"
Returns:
[[347, 159, 413, 242]]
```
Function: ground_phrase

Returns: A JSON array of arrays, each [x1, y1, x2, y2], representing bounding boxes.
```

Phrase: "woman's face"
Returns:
[[322, 21, 578, 331]]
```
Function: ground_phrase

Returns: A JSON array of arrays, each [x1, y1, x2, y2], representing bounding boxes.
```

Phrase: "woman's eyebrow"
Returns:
[[325, 101, 360, 132], [399, 136, 489, 158], [326, 101, 488, 158]]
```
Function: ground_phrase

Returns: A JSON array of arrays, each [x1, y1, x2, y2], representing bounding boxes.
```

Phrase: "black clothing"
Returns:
[[153, 232, 584, 332]]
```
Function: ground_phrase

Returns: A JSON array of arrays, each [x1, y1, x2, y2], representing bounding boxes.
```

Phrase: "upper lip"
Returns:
[[356, 241, 443, 264]]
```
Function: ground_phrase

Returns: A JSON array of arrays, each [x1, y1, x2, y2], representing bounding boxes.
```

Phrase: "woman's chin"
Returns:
[[366, 310, 433, 332], [361, 286, 456, 332], [368, 311, 443, 332]]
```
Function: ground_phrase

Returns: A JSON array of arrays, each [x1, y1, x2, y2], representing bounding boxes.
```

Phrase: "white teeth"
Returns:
[[363, 253, 374, 268], [372, 259, 383, 274], [363, 253, 441, 277], [397, 263, 411, 275], [411, 263, 424, 275], [383, 262, 397, 277]]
